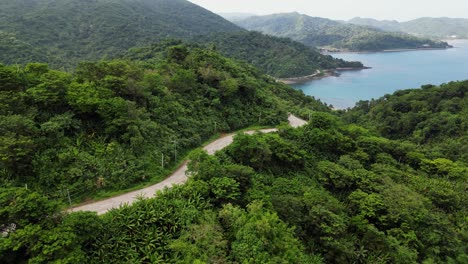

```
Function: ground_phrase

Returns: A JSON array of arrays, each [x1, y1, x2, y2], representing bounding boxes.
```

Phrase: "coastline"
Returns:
[[382, 47, 452, 52], [279, 45, 454, 85], [277, 66, 371, 85], [325, 46, 452, 55]]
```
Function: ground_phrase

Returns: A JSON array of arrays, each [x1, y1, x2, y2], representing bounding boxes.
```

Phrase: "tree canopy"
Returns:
[[0, 19, 466, 261], [0, 0, 363, 78]]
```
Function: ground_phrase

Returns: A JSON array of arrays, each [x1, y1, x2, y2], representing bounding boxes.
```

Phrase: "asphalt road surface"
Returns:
[[69, 115, 307, 214]]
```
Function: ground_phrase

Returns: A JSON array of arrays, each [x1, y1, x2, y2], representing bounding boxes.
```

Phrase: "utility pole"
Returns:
[[214, 121, 217, 133], [161, 153, 164, 169], [67, 189, 72, 207], [309, 107, 314, 122], [173, 140, 177, 161]]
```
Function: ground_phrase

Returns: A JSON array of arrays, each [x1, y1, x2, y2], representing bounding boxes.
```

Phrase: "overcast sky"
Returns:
[[188, 0, 468, 21]]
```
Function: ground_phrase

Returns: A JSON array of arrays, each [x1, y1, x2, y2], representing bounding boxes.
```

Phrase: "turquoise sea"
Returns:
[[293, 39, 468, 109]]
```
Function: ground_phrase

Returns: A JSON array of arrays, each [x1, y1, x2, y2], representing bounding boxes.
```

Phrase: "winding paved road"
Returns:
[[70, 115, 307, 214]]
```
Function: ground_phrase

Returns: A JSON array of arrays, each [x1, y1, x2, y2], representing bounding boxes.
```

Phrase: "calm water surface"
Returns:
[[293, 40, 468, 109]]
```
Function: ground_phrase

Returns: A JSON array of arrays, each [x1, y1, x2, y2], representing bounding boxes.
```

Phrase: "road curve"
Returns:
[[69, 115, 306, 215]]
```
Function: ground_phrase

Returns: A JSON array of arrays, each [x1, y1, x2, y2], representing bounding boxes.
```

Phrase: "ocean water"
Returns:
[[292, 39, 468, 109]]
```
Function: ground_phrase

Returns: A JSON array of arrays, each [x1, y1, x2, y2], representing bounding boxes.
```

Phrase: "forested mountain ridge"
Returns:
[[128, 34, 363, 78], [0, 44, 330, 205], [0, 0, 240, 68], [0, 0, 362, 78], [349, 17, 468, 39], [234, 12, 452, 51], [1, 79, 466, 263], [196, 32, 363, 78]]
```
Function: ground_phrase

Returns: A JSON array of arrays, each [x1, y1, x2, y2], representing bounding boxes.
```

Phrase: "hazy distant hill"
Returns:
[[0, 0, 241, 68], [219, 12, 257, 22], [347, 17, 403, 32], [349, 17, 468, 39], [234, 12, 451, 51]]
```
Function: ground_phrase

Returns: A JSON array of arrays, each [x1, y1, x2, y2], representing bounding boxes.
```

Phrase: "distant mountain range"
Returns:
[[232, 13, 452, 51], [219, 12, 258, 22], [348, 17, 468, 39], [0, 0, 360, 77]]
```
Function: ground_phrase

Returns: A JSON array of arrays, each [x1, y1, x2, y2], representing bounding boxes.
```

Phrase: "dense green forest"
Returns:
[[129, 34, 363, 78], [1, 80, 466, 263], [0, 0, 240, 69], [342, 82, 467, 162], [0, 31, 52, 65], [349, 17, 468, 39], [0, 0, 362, 78], [234, 13, 452, 51], [0, 45, 329, 204], [0, 1, 466, 262]]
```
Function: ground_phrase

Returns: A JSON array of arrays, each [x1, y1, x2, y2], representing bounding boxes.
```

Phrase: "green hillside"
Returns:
[[0, 0, 241, 68], [0, 31, 52, 64], [129, 33, 363, 78], [0, 44, 329, 203], [342, 82, 468, 161], [195, 32, 363, 77], [1, 2, 466, 263], [2, 79, 466, 263], [0, 0, 362, 77], [235, 13, 451, 51], [349, 17, 468, 39]]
